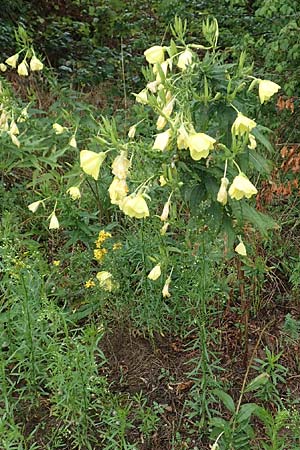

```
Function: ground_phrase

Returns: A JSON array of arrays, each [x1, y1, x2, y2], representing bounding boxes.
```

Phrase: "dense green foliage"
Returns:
[[1, 2, 300, 449]]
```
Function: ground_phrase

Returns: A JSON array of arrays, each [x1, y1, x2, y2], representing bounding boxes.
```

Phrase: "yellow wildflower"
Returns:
[[134, 89, 148, 105], [49, 212, 59, 230], [67, 186, 81, 200], [235, 241, 247, 256], [30, 55, 43, 71], [160, 222, 169, 235], [258, 79, 281, 104], [248, 134, 257, 150], [231, 113, 256, 136], [95, 230, 112, 247], [188, 132, 216, 160], [94, 248, 108, 262], [144, 45, 165, 64], [128, 124, 136, 139], [53, 123, 66, 134], [28, 200, 42, 213], [152, 129, 172, 151], [148, 264, 161, 281], [52, 260, 60, 266], [96, 271, 113, 291], [120, 194, 149, 219], [69, 135, 77, 148], [5, 53, 19, 68], [17, 60, 28, 76], [177, 48, 193, 70], [217, 177, 229, 206], [112, 151, 130, 179], [0, 63, 7, 72], [162, 275, 171, 298], [228, 173, 257, 200], [80, 150, 106, 180], [113, 242, 122, 251], [85, 278, 96, 288], [109, 177, 129, 205], [177, 124, 189, 150]]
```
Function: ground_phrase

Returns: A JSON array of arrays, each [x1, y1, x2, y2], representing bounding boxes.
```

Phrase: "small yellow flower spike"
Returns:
[[80, 150, 106, 180], [0, 63, 7, 72], [28, 200, 42, 213], [120, 194, 149, 219], [17, 61, 28, 76], [30, 55, 43, 71], [162, 275, 171, 298], [109, 177, 128, 205], [235, 241, 247, 256], [67, 186, 81, 200], [228, 173, 257, 200], [188, 132, 216, 160], [177, 48, 193, 70], [148, 264, 161, 281], [231, 113, 256, 136], [112, 151, 130, 180], [144, 45, 165, 64], [96, 271, 113, 291], [258, 79, 281, 104], [49, 212, 59, 230], [5, 53, 19, 68], [52, 260, 60, 266], [152, 129, 172, 151], [217, 177, 229, 206]]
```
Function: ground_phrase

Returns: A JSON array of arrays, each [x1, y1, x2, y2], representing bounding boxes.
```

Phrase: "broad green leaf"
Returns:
[[237, 403, 259, 422], [245, 373, 270, 392], [213, 389, 235, 413]]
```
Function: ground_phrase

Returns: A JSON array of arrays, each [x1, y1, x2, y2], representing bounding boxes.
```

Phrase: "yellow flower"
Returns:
[[17, 60, 28, 76], [67, 186, 81, 200], [147, 80, 159, 93], [134, 89, 148, 105], [80, 150, 106, 180], [10, 133, 20, 148], [5, 53, 19, 68], [162, 275, 171, 298], [95, 230, 112, 247], [53, 123, 66, 134], [258, 79, 281, 104], [120, 194, 149, 219], [96, 271, 113, 291], [160, 196, 171, 221], [49, 212, 59, 230], [177, 124, 189, 150], [156, 115, 167, 130], [28, 200, 42, 213], [148, 264, 161, 281], [235, 241, 247, 256], [231, 113, 256, 136], [85, 278, 96, 288], [113, 242, 122, 251], [228, 173, 257, 200], [112, 151, 130, 179], [52, 260, 60, 266], [10, 120, 19, 135], [69, 135, 77, 148], [188, 132, 216, 160], [160, 222, 169, 235], [152, 129, 172, 151], [159, 175, 167, 186], [248, 134, 257, 150], [94, 248, 108, 261], [128, 124, 136, 139], [144, 45, 165, 64], [154, 59, 170, 83], [109, 177, 129, 205], [0, 63, 7, 72], [177, 48, 193, 70], [30, 55, 43, 71], [217, 177, 229, 206], [156, 98, 174, 130]]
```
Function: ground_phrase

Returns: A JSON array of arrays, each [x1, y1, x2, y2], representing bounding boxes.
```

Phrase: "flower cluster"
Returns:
[[2, 51, 43, 76], [94, 230, 112, 263]]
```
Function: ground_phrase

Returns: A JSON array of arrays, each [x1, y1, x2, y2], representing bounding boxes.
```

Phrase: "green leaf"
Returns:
[[231, 202, 278, 237], [213, 389, 235, 413], [245, 373, 270, 392], [252, 127, 274, 155], [237, 403, 259, 423], [249, 150, 273, 175]]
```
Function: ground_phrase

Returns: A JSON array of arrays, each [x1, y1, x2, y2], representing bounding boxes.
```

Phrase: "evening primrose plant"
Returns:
[[78, 16, 278, 253]]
